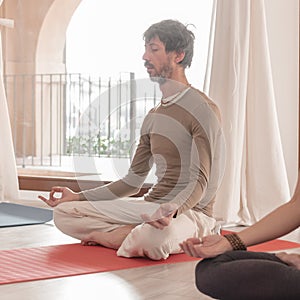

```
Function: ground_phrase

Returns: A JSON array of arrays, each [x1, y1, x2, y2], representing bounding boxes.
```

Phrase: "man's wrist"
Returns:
[[77, 192, 86, 201]]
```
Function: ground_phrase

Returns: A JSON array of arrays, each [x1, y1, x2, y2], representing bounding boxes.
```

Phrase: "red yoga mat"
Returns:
[[1, 236, 299, 285], [0, 243, 199, 285]]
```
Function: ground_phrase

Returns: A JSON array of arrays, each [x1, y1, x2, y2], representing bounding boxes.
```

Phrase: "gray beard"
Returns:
[[150, 76, 167, 85]]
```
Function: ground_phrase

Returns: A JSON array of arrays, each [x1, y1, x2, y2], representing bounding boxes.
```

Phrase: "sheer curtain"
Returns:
[[204, 0, 290, 225], [0, 13, 19, 202]]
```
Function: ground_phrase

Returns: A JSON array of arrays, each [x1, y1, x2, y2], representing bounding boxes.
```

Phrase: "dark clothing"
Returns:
[[196, 251, 300, 300]]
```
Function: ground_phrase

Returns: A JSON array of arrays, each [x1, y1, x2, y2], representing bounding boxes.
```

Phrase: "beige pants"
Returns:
[[54, 198, 217, 260]]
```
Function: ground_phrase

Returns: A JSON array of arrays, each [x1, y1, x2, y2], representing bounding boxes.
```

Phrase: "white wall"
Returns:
[[265, 0, 299, 193]]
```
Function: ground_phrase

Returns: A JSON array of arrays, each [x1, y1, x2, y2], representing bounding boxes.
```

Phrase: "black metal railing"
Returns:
[[4, 73, 160, 168]]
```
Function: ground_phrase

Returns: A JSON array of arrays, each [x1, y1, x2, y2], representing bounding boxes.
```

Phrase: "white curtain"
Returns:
[[204, 0, 290, 225], [0, 15, 19, 202]]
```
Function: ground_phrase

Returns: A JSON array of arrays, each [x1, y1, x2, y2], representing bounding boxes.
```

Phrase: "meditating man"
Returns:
[[39, 19, 225, 260]]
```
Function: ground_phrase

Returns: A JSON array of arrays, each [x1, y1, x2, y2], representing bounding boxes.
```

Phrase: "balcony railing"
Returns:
[[4, 73, 160, 170]]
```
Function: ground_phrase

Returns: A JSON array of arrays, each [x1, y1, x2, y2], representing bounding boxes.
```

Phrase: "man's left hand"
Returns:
[[141, 203, 178, 229]]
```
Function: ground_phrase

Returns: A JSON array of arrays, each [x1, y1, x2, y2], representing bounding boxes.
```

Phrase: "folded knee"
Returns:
[[53, 207, 69, 233], [53, 203, 81, 233], [117, 224, 171, 260], [118, 242, 169, 260], [195, 258, 227, 298]]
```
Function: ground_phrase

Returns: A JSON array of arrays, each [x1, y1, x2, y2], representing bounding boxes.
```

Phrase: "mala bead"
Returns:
[[224, 233, 247, 251]]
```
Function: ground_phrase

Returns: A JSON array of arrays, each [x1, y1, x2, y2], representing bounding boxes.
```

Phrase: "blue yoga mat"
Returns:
[[0, 202, 53, 227]]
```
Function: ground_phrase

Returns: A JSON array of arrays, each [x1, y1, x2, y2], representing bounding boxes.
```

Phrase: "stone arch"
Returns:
[[36, 0, 81, 74], [33, 0, 82, 158], [3, 0, 87, 160]]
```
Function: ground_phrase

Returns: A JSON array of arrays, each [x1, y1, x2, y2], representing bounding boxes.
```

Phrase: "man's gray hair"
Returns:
[[143, 19, 195, 69]]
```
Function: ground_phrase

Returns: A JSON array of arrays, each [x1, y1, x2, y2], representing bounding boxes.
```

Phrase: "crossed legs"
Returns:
[[53, 200, 216, 260]]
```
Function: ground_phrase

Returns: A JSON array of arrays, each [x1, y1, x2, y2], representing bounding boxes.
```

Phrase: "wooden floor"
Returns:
[[0, 192, 213, 300], [1, 191, 300, 300]]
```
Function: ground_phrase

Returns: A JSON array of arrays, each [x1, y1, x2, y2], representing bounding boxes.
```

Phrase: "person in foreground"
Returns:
[[180, 172, 300, 299], [39, 19, 225, 260]]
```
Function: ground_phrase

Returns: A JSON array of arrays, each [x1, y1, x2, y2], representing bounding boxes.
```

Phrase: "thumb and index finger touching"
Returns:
[[38, 186, 65, 204]]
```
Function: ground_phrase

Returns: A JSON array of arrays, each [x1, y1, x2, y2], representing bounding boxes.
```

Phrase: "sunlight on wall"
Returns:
[[66, 0, 214, 88]]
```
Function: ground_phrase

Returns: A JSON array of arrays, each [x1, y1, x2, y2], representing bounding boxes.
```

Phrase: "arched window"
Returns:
[[66, 0, 214, 87]]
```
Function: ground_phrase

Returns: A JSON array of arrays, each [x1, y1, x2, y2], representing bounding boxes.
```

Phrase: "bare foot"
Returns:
[[81, 225, 136, 249]]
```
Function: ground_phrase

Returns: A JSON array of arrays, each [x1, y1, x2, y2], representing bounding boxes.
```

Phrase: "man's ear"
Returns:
[[175, 51, 185, 64]]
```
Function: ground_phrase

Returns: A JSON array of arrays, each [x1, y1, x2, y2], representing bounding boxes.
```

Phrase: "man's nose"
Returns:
[[142, 50, 149, 61]]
